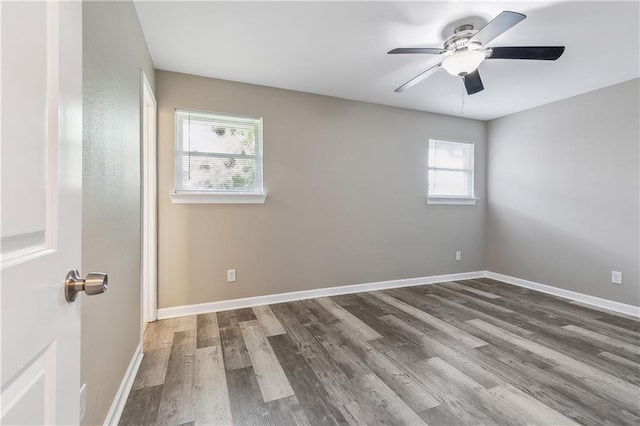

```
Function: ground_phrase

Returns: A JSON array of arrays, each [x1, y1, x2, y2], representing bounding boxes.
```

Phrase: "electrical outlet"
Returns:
[[227, 269, 236, 283], [611, 271, 622, 285], [79, 383, 87, 422], [455, 251, 462, 261]]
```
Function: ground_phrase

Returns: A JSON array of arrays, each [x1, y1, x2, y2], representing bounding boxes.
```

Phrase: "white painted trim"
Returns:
[[158, 271, 484, 319], [170, 192, 267, 204], [484, 271, 640, 318], [103, 344, 143, 426], [141, 71, 157, 323], [427, 196, 478, 205], [157, 270, 639, 320]]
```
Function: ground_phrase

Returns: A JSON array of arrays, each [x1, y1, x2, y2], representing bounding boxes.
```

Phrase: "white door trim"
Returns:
[[141, 71, 157, 324]]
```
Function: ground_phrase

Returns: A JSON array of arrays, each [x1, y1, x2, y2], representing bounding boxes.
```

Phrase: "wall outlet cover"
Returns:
[[611, 271, 622, 285], [227, 269, 237, 283]]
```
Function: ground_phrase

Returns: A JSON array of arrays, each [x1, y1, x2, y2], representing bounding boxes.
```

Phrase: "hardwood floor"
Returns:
[[120, 278, 640, 425]]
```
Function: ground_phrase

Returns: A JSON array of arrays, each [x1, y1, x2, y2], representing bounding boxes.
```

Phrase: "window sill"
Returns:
[[427, 196, 478, 205], [170, 192, 267, 204]]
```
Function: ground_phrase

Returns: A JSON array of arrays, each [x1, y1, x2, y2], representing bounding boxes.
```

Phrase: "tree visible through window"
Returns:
[[428, 138, 474, 199], [174, 109, 263, 194]]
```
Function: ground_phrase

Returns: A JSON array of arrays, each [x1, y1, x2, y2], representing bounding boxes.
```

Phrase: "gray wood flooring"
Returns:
[[120, 278, 640, 425]]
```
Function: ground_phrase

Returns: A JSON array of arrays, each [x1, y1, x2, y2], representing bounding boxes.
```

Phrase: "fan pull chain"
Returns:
[[461, 86, 465, 116]]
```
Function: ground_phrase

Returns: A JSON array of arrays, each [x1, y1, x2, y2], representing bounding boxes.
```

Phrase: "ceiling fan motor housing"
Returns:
[[443, 25, 481, 52]]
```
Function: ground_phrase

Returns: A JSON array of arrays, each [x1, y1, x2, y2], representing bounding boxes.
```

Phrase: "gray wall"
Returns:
[[487, 78, 639, 307], [81, 2, 155, 425], [156, 71, 487, 309]]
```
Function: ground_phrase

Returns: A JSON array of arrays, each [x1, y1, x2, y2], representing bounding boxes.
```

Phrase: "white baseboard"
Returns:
[[158, 271, 484, 319], [103, 343, 143, 426], [157, 270, 639, 320], [484, 271, 640, 318]]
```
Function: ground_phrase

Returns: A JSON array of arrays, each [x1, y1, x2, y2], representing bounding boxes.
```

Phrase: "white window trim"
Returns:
[[170, 192, 267, 204], [427, 137, 477, 206], [426, 195, 478, 205], [173, 108, 265, 204]]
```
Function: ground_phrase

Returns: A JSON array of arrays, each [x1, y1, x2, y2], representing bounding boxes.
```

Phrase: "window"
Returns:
[[427, 138, 477, 205], [171, 109, 266, 204]]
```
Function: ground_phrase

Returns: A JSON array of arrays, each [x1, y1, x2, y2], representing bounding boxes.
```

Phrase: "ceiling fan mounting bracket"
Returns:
[[443, 26, 479, 52]]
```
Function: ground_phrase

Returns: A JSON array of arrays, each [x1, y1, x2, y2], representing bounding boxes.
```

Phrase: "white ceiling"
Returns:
[[134, 1, 640, 121]]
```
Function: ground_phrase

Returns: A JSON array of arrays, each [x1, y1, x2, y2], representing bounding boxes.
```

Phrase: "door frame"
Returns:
[[141, 70, 157, 325]]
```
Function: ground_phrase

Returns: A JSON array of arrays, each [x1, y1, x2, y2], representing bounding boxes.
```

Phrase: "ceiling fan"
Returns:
[[388, 11, 565, 95]]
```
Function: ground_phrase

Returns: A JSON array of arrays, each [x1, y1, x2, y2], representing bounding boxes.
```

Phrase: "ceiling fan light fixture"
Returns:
[[441, 49, 486, 76]]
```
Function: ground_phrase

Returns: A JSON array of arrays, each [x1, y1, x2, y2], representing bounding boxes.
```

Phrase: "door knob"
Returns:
[[64, 269, 108, 302]]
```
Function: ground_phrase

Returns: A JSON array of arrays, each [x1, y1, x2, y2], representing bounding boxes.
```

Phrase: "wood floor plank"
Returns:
[[157, 330, 196, 425], [488, 383, 580, 426], [473, 331, 635, 425], [119, 385, 163, 426], [570, 300, 640, 323], [421, 291, 534, 336], [340, 302, 432, 362], [423, 356, 546, 425], [194, 345, 232, 425], [284, 301, 317, 326], [315, 297, 382, 341], [266, 395, 312, 426], [598, 350, 640, 370], [402, 357, 500, 425], [594, 314, 640, 333], [235, 307, 258, 323], [227, 367, 312, 426], [219, 322, 252, 371], [123, 278, 640, 425], [372, 291, 487, 348], [268, 333, 348, 425], [252, 305, 287, 337], [502, 320, 640, 386], [217, 310, 240, 328], [440, 280, 502, 299], [226, 367, 275, 426], [300, 299, 341, 326], [379, 314, 502, 389], [196, 313, 220, 349], [133, 316, 193, 391], [329, 321, 441, 412], [428, 285, 518, 315], [467, 318, 640, 411], [270, 303, 391, 425], [353, 373, 427, 425], [418, 404, 463, 425], [239, 320, 295, 402], [562, 324, 640, 355]]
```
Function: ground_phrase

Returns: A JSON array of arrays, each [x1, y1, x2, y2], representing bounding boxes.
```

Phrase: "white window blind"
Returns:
[[428, 138, 475, 200], [174, 109, 263, 194]]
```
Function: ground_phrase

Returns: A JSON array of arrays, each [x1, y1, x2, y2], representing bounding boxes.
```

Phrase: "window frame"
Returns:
[[170, 108, 267, 204], [426, 137, 477, 205]]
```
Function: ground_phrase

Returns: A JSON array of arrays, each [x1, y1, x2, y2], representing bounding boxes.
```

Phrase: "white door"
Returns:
[[1, 1, 84, 424]]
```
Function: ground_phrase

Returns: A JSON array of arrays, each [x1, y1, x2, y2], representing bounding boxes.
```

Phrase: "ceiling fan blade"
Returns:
[[394, 63, 442, 93], [470, 11, 526, 46], [388, 47, 446, 55], [488, 46, 565, 60], [463, 70, 484, 95]]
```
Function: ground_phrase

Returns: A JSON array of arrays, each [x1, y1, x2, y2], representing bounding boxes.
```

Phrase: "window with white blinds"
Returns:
[[427, 138, 476, 204], [174, 109, 264, 198]]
